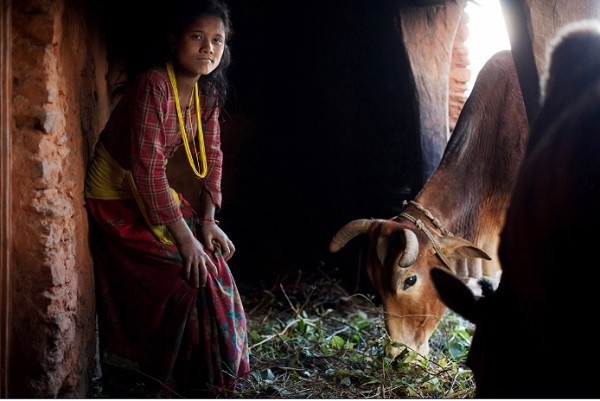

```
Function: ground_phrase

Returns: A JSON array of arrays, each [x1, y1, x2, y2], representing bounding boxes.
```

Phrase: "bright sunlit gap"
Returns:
[[465, 0, 511, 94]]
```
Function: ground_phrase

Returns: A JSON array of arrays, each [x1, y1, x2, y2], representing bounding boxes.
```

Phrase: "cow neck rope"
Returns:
[[166, 62, 208, 179], [397, 200, 454, 269]]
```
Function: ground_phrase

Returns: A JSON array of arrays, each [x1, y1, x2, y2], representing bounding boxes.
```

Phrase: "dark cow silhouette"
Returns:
[[431, 20, 600, 397], [330, 50, 528, 357]]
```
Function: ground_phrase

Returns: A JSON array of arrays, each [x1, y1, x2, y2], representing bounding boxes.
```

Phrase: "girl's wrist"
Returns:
[[200, 217, 220, 225]]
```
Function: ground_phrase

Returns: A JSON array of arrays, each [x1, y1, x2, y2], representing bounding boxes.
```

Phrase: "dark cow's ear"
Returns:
[[430, 266, 478, 323]]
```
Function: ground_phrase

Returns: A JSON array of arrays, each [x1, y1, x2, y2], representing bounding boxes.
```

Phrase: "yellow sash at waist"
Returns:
[[85, 142, 179, 245]]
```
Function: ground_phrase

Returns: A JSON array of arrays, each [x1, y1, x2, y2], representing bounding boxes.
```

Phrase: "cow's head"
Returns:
[[330, 218, 491, 357]]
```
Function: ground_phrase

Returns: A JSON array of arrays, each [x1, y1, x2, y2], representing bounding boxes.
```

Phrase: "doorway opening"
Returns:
[[465, 0, 511, 94]]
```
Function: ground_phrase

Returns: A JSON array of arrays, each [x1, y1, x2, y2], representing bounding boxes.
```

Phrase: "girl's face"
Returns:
[[175, 14, 226, 77]]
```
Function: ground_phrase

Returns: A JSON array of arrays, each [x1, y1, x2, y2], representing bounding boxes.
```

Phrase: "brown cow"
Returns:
[[329, 50, 529, 357], [431, 20, 600, 397]]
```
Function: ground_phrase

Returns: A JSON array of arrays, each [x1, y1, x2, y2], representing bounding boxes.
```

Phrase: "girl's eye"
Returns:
[[403, 275, 417, 290]]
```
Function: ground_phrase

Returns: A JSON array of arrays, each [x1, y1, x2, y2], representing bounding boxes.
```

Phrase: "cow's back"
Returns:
[[416, 49, 528, 279]]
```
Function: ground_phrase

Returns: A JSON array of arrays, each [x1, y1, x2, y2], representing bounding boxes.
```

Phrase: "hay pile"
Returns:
[[234, 269, 476, 398]]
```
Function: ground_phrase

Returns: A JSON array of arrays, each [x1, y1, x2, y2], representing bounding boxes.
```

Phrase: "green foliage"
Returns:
[[235, 272, 476, 398]]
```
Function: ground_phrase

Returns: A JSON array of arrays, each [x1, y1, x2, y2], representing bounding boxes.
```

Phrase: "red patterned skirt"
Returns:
[[86, 195, 250, 397]]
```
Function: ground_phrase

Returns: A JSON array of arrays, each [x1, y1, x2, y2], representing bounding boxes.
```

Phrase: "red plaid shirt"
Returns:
[[100, 66, 223, 225]]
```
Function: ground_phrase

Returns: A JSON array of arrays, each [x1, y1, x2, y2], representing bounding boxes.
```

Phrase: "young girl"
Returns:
[[85, 0, 249, 396]]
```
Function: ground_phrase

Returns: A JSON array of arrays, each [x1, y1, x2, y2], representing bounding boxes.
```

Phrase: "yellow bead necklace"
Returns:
[[166, 61, 208, 179]]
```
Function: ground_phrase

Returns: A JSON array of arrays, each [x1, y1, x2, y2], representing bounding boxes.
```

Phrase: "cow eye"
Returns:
[[403, 275, 417, 290]]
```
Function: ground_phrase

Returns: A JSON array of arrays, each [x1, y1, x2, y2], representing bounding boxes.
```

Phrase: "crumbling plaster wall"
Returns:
[[9, 0, 107, 396]]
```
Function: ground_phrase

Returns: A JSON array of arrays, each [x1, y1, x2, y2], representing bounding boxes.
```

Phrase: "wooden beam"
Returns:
[[500, 0, 541, 126], [398, 0, 467, 184]]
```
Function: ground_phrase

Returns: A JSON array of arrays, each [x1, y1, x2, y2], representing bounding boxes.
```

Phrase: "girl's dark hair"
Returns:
[[113, 0, 233, 111]]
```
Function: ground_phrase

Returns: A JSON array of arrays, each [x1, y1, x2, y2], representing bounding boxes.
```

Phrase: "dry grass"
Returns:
[[233, 268, 476, 398]]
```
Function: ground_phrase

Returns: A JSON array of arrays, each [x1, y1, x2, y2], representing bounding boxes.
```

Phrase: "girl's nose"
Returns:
[[201, 40, 214, 53]]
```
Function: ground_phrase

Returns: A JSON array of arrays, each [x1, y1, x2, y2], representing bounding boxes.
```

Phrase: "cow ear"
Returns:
[[430, 266, 479, 323], [376, 236, 388, 266], [438, 235, 492, 260]]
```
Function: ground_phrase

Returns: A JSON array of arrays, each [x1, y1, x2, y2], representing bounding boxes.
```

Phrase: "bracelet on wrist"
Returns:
[[200, 218, 220, 225]]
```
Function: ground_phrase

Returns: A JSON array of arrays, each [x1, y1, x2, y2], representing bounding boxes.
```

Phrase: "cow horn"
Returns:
[[399, 229, 419, 267], [329, 219, 374, 253]]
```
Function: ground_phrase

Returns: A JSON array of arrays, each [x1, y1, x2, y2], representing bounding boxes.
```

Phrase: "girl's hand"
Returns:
[[200, 220, 235, 262], [166, 218, 218, 288], [177, 235, 218, 287]]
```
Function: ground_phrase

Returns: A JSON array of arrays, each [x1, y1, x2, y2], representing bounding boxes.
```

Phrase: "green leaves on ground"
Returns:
[[235, 271, 476, 398]]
